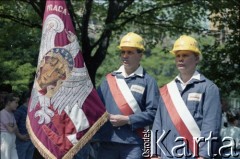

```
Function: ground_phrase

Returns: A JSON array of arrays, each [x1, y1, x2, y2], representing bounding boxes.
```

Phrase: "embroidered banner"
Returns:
[[26, 1, 108, 159]]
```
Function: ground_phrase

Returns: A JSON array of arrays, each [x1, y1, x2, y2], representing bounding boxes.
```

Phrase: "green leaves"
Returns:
[[141, 47, 177, 87], [0, 0, 239, 97]]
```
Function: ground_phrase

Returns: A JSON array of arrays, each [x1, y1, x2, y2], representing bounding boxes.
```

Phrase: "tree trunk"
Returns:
[[86, 61, 97, 88]]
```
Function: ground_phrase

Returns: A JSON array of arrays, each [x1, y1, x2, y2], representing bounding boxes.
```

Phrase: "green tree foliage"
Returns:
[[0, 9, 41, 93], [199, 0, 240, 97], [141, 48, 177, 87], [95, 39, 178, 88], [0, 0, 239, 96]]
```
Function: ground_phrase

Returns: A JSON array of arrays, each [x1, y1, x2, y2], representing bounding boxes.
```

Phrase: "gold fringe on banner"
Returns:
[[27, 111, 109, 159]]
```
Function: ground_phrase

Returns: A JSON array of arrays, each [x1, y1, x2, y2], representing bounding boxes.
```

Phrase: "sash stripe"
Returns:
[[115, 77, 141, 114], [106, 74, 144, 138], [167, 81, 201, 137], [160, 85, 199, 156], [106, 74, 133, 115]]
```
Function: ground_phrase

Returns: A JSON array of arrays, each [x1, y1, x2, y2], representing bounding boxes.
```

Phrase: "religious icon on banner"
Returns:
[[26, 1, 108, 159]]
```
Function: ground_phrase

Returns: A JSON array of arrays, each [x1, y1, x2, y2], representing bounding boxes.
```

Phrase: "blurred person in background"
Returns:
[[221, 111, 240, 158], [221, 98, 230, 128], [0, 93, 19, 159], [0, 84, 12, 110], [14, 91, 35, 159]]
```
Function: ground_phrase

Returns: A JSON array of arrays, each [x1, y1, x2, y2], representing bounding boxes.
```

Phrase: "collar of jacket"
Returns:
[[112, 65, 144, 78]]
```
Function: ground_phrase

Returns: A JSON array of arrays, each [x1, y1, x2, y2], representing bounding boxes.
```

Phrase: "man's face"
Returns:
[[37, 55, 66, 89], [175, 50, 199, 74], [120, 47, 142, 74]]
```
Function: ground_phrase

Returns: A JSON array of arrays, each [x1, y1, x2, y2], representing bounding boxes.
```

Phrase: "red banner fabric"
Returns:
[[26, 1, 108, 159]]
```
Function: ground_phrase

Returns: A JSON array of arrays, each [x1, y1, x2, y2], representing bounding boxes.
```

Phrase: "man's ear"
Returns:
[[195, 54, 200, 64]]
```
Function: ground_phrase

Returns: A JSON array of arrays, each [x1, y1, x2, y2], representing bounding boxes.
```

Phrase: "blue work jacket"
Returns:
[[152, 73, 222, 158], [97, 68, 159, 145]]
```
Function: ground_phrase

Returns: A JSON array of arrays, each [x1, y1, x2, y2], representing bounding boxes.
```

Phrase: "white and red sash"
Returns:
[[160, 80, 201, 156], [106, 74, 144, 137], [106, 73, 141, 115]]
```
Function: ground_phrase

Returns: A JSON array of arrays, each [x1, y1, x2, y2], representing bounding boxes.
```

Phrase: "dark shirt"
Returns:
[[14, 104, 28, 135]]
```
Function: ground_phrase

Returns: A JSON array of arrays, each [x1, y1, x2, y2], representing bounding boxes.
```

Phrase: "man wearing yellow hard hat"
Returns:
[[97, 32, 160, 159], [152, 35, 222, 159]]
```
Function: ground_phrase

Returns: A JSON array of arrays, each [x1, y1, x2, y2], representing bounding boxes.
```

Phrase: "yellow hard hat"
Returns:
[[170, 35, 201, 55], [118, 32, 145, 51]]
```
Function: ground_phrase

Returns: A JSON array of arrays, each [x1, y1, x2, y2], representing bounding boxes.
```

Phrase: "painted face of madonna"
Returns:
[[37, 55, 66, 89]]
